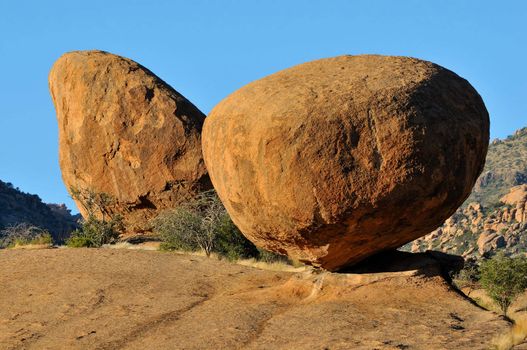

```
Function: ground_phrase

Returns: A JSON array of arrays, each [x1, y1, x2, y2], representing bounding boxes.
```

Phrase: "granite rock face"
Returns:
[[49, 50, 209, 235], [202, 55, 489, 270]]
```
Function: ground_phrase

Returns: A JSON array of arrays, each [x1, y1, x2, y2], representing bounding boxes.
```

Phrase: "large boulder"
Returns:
[[49, 50, 209, 235], [202, 55, 489, 271]]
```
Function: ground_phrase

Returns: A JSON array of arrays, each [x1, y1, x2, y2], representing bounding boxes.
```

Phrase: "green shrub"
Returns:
[[453, 259, 480, 297], [480, 252, 527, 315], [66, 187, 123, 248], [214, 215, 259, 261], [14, 232, 53, 246], [154, 206, 203, 252], [153, 190, 268, 261], [66, 215, 122, 248], [256, 248, 290, 264], [66, 234, 94, 248]]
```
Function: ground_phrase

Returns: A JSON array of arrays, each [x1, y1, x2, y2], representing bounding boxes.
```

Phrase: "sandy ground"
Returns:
[[0, 248, 510, 349]]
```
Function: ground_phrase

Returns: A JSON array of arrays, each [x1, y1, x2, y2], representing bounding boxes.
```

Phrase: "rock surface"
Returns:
[[49, 50, 209, 235], [0, 249, 509, 349], [203, 55, 489, 270]]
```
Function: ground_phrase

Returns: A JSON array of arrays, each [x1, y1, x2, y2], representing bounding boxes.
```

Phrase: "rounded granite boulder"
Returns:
[[202, 55, 489, 271], [49, 50, 210, 235]]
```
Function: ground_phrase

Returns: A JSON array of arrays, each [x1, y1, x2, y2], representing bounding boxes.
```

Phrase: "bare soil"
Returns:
[[0, 248, 509, 349]]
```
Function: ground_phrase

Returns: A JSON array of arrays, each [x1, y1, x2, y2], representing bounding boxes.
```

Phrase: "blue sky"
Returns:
[[0, 0, 526, 213]]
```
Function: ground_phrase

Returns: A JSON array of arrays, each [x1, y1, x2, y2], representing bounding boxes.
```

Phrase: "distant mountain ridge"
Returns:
[[403, 126, 527, 257], [0, 180, 79, 243]]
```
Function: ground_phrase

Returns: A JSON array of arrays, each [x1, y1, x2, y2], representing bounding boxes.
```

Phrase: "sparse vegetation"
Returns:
[[480, 253, 527, 316], [66, 187, 122, 248], [152, 190, 234, 256], [453, 259, 480, 297], [0, 180, 78, 243], [152, 190, 289, 263], [66, 216, 122, 248], [256, 247, 290, 264], [0, 223, 53, 248], [214, 215, 259, 261]]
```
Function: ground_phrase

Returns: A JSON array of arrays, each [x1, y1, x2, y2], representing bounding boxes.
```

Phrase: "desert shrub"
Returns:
[[153, 206, 202, 252], [66, 187, 122, 248], [453, 258, 480, 296], [153, 190, 261, 260], [256, 248, 290, 264], [66, 215, 122, 247], [16, 233, 53, 246], [66, 233, 94, 248], [214, 215, 259, 261], [0, 223, 53, 248], [480, 252, 527, 315]]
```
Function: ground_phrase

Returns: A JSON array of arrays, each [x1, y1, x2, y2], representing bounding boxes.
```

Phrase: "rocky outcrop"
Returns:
[[49, 50, 210, 235], [0, 180, 78, 243], [406, 125, 527, 258], [203, 54, 489, 270], [470, 127, 527, 205], [477, 231, 506, 255], [406, 184, 527, 257], [500, 184, 527, 206]]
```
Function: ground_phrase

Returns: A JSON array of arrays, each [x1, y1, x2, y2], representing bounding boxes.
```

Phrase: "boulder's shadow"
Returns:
[[338, 249, 464, 279]]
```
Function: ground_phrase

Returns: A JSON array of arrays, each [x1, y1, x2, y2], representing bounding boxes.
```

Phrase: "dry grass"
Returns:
[[101, 241, 161, 251], [9, 243, 53, 250], [492, 316, 527, 349], [100, 242, 309, 272], [463, 288, 527, 349], [159, 249, 308, 273], [236, 257, 309, 272]]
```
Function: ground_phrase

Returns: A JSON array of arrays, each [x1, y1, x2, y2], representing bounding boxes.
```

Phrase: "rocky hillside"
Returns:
[[0, 180, 79, 243], [404, 127, 527, 258], [470, 127, 527, 206]]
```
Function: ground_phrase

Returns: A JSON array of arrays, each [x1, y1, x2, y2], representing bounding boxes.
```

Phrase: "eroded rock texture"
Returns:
[[49, 50, 209, 235], [202, 55, 489, 270]]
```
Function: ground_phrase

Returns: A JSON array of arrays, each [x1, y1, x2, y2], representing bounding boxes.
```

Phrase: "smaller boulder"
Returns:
[[49, 50, 210, 236]]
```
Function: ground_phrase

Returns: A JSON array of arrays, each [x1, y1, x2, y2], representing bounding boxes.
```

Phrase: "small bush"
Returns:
[[66, 234, 94, 248], [15, 232, 53, 246], [154, 206, 203, 252], [480, 252, 527, 315], [0, 223, 53, 248], [152, 190, 285, 262], [66, 215, 122, 248], [152, 190, 258, 259], [257, 248, 290, 264], [215, 216, 259, 261], [453, 259, 480, 297], [66, 187, 123, 248]]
